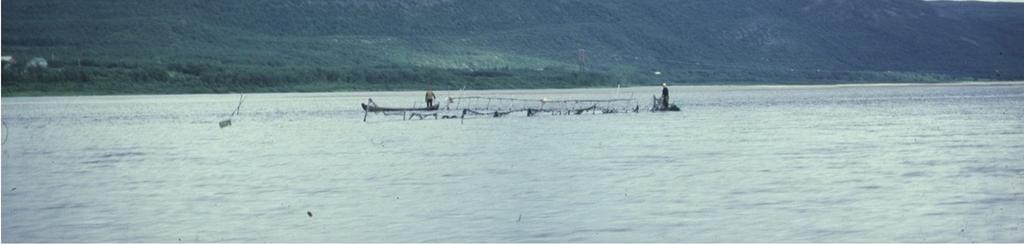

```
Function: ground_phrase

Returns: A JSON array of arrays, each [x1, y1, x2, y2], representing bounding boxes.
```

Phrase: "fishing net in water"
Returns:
[[362, 94, 672, 122], [443, 96, 642, 118]]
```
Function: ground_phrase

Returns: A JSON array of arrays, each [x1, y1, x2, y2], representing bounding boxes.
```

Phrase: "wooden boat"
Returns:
[[655, 104, 681, 112], [650, 96, 681, 112], [361, 103, 439, 112]]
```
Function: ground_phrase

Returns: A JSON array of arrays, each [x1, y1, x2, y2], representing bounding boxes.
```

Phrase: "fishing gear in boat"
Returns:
[[219, 93, 245, 128]]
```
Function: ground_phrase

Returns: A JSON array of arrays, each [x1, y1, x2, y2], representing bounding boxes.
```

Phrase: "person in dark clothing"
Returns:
[[661, 83, 670, 109], [425, 89, 436, 108]]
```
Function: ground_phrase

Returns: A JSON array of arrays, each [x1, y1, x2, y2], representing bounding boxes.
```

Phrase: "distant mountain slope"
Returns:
[[2, 0, 1022, 94], [931, 1, 1024, 78]]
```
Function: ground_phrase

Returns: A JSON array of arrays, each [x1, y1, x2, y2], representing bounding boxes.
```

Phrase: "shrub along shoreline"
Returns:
[[0, 60, 988, 97]]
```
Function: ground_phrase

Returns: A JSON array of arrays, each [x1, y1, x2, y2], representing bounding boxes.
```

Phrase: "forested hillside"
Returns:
[[2, 0, 1021, 95]]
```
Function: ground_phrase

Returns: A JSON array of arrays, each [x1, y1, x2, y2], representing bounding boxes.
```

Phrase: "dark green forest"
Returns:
[[2, 0, 1022, 96]]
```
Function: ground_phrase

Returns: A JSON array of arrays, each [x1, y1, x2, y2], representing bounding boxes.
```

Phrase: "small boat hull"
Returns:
[[361, 103, 439, 112], [651, 104, 680, 112]]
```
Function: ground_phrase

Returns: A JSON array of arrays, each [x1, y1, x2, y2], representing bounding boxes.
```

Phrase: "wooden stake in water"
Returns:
[[1, 120, 8, 145], [219, 94, 245, 128]]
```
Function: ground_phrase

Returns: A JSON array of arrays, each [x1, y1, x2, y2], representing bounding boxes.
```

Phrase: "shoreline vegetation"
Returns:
[[0, 61, 998, 97]]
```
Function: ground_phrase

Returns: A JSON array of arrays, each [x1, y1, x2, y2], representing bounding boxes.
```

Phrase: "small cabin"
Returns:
[[26, 57, 48, 68], [1, 56, 12, 69]]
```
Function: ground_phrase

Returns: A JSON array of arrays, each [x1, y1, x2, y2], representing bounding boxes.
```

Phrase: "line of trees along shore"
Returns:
[[2, 57, 976, 96]]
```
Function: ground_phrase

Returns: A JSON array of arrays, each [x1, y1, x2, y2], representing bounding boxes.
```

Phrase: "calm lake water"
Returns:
[[2, 83, 1023, 242]]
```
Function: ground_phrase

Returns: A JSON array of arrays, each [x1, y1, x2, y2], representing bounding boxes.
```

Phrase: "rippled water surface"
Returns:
[[2, 83, 1023, 242]]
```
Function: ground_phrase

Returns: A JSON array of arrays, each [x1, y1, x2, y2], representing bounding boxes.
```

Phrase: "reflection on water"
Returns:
[[2, 83, 1023, 242]]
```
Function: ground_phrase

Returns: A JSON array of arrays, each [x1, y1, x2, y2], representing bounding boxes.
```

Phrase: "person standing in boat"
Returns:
[[661, 83, 670, 109], [425, 89, 436, 108]]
